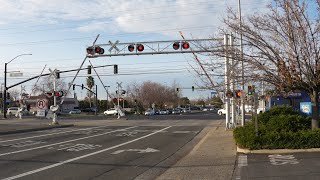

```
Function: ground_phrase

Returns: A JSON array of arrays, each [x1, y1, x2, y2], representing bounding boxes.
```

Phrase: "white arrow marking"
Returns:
[[111, 147, 159, 155]]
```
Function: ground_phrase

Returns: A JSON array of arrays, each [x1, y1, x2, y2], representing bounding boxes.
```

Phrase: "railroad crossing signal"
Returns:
[[45, 92, 53, 98], [86, 46, 105, 56], [54, 91, 64, 97]]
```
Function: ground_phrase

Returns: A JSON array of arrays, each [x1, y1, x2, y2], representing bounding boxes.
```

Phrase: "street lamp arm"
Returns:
[[7, 53, 32, 64]]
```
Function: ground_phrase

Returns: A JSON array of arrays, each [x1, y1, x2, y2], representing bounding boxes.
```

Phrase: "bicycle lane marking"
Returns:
[[0, 126, 137, 157], [2, 126, 171, 180]]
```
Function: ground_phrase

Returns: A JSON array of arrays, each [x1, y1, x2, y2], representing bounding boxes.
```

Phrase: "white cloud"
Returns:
[[0, 0, 271, 37]]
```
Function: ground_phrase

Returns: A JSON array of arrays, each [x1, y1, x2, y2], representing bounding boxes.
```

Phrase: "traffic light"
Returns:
[[121, 90, 126, 95], [94, 46, 105, 54], [248, 85, 253, 95], [235, 90, 241, 98], [182, 42, 190, 49], [81, 84, 84, 89], [128, 44, 135, 52], [88, 65, 92, 74], [173, 42, 180, 50], [6, 93, 10, 99], [176, 88, 179, 92], [137, 44, 144, 52], [0, 92, 2, 98], [192, 86, 195, 91], [114, 65, 118, 74], [73, 84, 75, 90], [45, 92, 53, 98]]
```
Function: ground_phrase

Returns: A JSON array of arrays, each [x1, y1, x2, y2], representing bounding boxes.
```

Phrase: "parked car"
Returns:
[[172, 108, 181, 114], [159, 109, 169, 115], [7, 107, 19, 116], [144, 109, 154, 116], [182, 108, 191, 113], [7, 107, 29, 116], [69, 109, 81, 114], [104, 108, 118, 115]]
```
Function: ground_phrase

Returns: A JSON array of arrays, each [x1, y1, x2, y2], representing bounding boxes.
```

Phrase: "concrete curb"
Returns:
[[0, 124, 74, 135], [237, 146, 320, 154]]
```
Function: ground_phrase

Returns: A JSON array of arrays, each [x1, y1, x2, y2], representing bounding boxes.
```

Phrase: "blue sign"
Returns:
[[300, 102, 311, 115]]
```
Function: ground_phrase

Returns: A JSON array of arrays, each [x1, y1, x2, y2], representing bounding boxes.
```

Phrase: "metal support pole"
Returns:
[[224, 34, 230, 129], [95, 85, 97, 115], [3, 63, 7, 118], [230, 34, 236, 128], [52, 75, 58, 124], [117, 83, 120, 119]]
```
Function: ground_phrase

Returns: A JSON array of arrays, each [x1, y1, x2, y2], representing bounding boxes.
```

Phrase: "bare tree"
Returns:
[[31, 76, 68, 96], [127, 81, 180, 109], [221, 0, 320, 129]]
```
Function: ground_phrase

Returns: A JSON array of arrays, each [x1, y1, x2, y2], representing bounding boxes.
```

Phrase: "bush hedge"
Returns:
[[233, 105, 319, 150]]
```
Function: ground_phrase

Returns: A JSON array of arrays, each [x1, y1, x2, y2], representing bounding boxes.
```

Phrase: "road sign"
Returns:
[[36, 110, 46, 117], [9, 72, 23, 77], [37, 99, 47, 109], [108, 40, 120, 52]]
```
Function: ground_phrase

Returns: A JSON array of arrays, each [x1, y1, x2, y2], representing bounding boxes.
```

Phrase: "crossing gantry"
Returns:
[[86, 38, 223, 57]]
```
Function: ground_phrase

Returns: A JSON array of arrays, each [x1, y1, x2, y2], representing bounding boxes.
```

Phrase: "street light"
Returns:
[[3, 54, 32, 118], [105, 86, 110, 109]]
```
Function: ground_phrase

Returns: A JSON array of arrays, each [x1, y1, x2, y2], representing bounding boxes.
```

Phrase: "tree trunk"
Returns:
[[311, 89, 319, 129]]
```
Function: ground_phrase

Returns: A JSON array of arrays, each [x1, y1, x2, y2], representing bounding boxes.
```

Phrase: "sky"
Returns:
[[0, 0, 271, 100]]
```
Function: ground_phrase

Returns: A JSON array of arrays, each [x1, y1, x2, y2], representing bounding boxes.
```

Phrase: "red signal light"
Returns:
[[86, 47, 94, 55], [137, 44, 144, 52], [173, 42, 180, 50], [54, 91, 60, 97], [94, 46, 105, 54], [182, 42, 189, 49], [128, 44, 135, 52], [45, 92, 53, 98]]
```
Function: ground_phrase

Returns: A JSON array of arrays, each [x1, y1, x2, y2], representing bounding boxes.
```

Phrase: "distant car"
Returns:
[[257, 108, 265, 114], [172, 109, 181, 114], [202, 108, 208, 111], [104, 108, 118, 115], [182, 108, 191, 113], [217, 109, 226, 115], [159, 109, 169, 115], [209, 107, 218, 112], [69, 109, 81, 114], [144, 109, 154, 116]]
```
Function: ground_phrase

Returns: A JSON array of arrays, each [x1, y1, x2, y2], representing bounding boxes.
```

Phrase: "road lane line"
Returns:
[[0, 126, 137, 157], [0, 125, 113, 143], [2, 126, 171, 180]]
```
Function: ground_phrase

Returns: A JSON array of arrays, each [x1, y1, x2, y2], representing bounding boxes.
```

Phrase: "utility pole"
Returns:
[[238, 0, 245, 126], [95, 85, 97, 115]]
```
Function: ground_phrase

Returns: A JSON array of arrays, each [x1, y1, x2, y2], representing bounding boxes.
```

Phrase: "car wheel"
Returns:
[[218, 111, 222, 115]]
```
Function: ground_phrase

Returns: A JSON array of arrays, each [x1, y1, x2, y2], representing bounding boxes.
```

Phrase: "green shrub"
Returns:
[[233, 105, 316, 150]]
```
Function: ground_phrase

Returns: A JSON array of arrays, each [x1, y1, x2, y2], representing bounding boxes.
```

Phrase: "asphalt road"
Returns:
[[0, 112, 223, 180], [234, 152, 320, 180]]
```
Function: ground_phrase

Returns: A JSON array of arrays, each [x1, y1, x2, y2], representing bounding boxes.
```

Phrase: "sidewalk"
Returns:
[[155, 123, 237, 180]]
